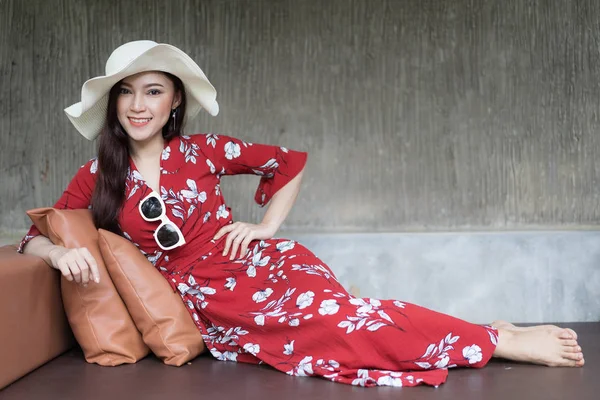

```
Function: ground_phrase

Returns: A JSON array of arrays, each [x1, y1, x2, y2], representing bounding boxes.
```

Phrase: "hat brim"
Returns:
[[65, 44, 219, 141]]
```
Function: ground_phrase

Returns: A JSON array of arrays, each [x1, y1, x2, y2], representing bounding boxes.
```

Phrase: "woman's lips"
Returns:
[[129, 117, 152, 127]]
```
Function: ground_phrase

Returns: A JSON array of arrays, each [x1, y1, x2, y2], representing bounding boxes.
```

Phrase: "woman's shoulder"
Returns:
[[78, 157, 98, 175]]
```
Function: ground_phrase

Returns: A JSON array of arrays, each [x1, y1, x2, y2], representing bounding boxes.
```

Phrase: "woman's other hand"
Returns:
[[214, 222, 277, 260], [48, 246, 100, 286]]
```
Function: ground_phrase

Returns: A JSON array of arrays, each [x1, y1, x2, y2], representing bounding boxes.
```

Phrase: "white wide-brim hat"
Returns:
[[65, 40, 219, 140]]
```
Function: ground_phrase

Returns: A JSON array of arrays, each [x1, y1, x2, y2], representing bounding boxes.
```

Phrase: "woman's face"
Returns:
[[116, 71, 181, 143]]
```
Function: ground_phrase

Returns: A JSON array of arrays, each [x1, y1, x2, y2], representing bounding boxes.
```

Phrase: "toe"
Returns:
[[563, 345, 582, 353], [558, 329, 576, 340], [566, 328, 578, 340], [577, 358, 585, 367], [560, 339, 578, 347], [561, 351, 583, 361]]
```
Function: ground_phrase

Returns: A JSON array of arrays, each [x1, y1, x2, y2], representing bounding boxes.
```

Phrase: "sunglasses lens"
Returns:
[[156, 224, 181, 248], [141, 197, 163, 219]]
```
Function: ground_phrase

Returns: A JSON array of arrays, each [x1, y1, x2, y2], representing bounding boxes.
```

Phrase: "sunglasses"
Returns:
[[139, 191, 186, 251]]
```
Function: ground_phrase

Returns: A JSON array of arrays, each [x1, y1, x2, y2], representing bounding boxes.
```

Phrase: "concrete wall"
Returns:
[[2, 0, 600, 233], [1, 0, 598, 322]]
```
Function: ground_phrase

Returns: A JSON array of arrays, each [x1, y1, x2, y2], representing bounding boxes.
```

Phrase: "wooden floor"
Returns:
[[1, 323, 598, 400]]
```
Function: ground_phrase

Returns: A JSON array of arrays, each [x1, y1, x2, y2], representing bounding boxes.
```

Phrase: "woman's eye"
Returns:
[[119, 88, 130, 94], [148, 89, 161, 95]]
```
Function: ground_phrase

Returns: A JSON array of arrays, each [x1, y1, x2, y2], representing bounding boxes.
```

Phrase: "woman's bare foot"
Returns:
[[490, 320, 578, 340], [493, 326, 585, 367]]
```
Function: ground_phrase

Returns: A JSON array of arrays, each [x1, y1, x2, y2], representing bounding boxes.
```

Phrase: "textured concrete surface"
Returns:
[[2, 0, 600, 233], [286, 231, 600, 324]]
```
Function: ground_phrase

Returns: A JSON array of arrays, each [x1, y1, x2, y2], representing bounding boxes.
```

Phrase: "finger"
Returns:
[[223, 229, 242, 256], [80, 248, 100, 283], [214, 223, 237, 240], [73, 253, 90, 285], [230, 233, 246, 260], [239, 233, 254, 260], [68, 260, 82, 283], [57, 262, 74, 282]]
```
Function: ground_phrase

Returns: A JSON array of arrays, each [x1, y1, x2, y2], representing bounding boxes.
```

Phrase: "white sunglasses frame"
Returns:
[[138, 191, 186, 251]]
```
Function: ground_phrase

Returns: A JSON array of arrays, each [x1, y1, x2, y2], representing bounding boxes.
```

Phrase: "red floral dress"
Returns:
[[19, 133, 498, 388]]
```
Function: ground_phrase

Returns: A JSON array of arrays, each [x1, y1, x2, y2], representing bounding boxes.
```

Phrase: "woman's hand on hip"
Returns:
[[214, 222, 277, 260], [48, 246, 100, 286]]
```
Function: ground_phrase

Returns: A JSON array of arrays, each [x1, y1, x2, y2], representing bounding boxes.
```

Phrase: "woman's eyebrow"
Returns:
[[120, 82, 165, 88]]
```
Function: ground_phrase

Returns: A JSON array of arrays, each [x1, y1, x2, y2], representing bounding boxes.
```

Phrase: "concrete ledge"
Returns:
[[285, 231, 600, 323]]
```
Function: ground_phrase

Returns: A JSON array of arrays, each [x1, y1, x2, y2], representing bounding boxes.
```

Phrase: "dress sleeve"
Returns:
[[198, 134, 308, 206], [17, 158, 98, 253]]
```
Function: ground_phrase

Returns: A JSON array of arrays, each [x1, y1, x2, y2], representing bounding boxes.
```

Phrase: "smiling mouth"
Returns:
[[129, 117, 152, 123]]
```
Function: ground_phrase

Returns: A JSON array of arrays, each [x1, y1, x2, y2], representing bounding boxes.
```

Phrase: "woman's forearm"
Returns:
[[261, 167, 305, 234], [22, 235, 60, 265]]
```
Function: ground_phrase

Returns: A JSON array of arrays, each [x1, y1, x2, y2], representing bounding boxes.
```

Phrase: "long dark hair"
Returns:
[[92, 72, 187, 234]]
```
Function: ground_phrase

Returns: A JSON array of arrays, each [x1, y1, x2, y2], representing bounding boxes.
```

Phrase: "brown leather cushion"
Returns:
[[26, 208, 149, 366], [0, 245, 74, 389], [98, 229, 205, 366]]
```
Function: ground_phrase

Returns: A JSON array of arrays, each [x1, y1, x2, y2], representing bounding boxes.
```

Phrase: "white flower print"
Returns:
[[215, 184, 221, 195], [181, 179, 207, 203], [283, 340, 295, 356], [203, 211, 211, 223], [414, 361, 432, 370], [126, 168, 144, 199], [246, 251, 271, 277], [252, 159, 278, 177], [289, 318, 300, 327], [205, 324, 248, 346], [291, 263, 338, 283], [281, 146, 289, 153], [146, 251, 163, 266], [434, 355, 450, 369], [216, 204, 229, 220], [315, 359, 340, 372], [206, 133, 219, 148], [276, 240, 296, 252], [415, 332, 460, 370], [287, 356, 314, 377], [352, 369, 376, 387], [160, 187, 187, 221], [254, 315, 265, 326], [90, 159, 98, 174], [210, 349, 237, 362], [224, 141, 241, 160], [252, 288, 274, 303], [177, 275, 216, 309], [250, 287, 296, 327], [224, 277, 236, 291], [179, 138, 200, 164], [161, 146, 171, 160], [243, 343, 260, 356], [296, 291, 315, 309], [377, 374, 403, 387], [393, 300, 406, 308], [463, 345, 483, 364], [206, 158, 216, 174], [487, 328, 499, 345], [350, 297, 381, 314], [318, 299, 340, 315], [337, 298, 399, 334]]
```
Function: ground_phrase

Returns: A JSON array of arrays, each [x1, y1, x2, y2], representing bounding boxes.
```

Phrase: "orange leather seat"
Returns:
[[0, 245, 74, 389]]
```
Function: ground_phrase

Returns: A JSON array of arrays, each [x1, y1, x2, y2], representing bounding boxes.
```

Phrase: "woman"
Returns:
[[20, 41, 584, 388]]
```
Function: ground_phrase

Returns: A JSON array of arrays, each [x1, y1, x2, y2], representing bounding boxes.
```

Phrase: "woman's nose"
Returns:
[[130, 93, 146, 112]]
